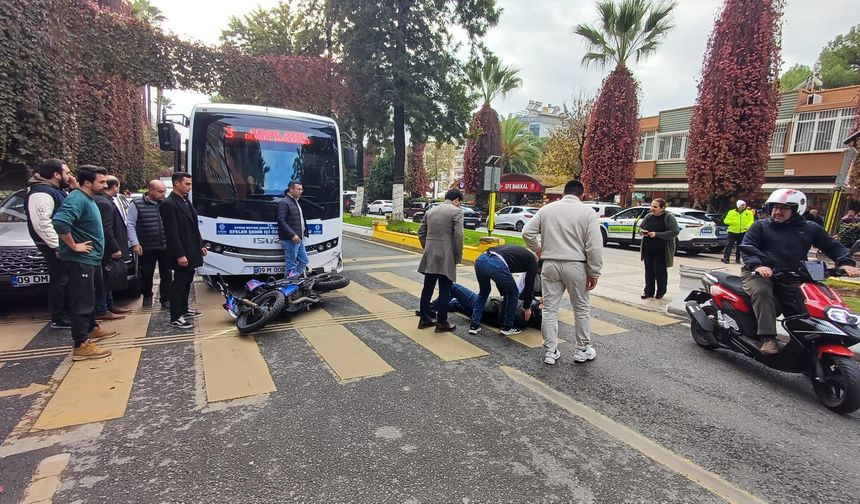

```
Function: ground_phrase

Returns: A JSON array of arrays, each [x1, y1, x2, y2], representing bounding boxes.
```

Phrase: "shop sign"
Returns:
[[500, 181, 542, 193]]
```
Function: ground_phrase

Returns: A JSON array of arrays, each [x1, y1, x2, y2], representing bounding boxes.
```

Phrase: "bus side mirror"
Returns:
[[342, 147, 357, 173], [158, 123, 180, 151]]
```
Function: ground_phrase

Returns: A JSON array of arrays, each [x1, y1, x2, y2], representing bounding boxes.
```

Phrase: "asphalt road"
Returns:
[[0, 235, 858, 503]]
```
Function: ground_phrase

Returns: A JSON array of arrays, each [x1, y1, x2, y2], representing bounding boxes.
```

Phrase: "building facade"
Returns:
[[633, 85, 859, 220], [515, 101, 564, 138]]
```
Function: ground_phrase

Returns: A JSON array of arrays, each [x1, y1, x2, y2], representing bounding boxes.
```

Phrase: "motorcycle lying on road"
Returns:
[[212, 271, 350, 334], [684, 246, 860, 414]]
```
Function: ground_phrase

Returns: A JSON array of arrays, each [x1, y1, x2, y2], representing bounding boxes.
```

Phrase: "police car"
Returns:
[[598, 206, 719, 255]]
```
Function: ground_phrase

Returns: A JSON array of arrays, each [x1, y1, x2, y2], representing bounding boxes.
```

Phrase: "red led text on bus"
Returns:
[[224, 126, 311, 145]]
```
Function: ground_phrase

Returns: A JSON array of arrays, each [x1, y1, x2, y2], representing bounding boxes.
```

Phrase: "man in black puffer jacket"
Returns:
[[276, 181, 308, 277], [741, 189, 860, 355]]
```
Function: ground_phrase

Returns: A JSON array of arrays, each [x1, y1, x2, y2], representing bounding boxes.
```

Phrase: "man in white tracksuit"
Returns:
[[522, 179, 603, 365]]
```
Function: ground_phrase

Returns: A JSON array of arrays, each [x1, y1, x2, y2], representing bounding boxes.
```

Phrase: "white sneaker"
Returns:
[[468, 323, 481, 335], [170, 317, 193, 329], [572, 346, 596, 363], [500, 327, 522, 336], [544, 349, 561, 365]]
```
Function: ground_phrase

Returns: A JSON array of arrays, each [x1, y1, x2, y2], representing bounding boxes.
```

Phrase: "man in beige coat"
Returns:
[[417, 189, 464, 332], [522, 180, 603, 365]]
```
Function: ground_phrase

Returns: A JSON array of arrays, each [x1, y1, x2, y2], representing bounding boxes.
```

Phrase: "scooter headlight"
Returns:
[[825, 307, 860, 325]]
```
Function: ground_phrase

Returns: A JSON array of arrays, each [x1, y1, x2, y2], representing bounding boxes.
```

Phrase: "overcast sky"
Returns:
[[151, 0, 857, 121]]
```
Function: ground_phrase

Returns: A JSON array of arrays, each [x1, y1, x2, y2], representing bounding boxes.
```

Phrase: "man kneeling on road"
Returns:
[[470, 244, 539, 336], [741, 189, 860, 356]]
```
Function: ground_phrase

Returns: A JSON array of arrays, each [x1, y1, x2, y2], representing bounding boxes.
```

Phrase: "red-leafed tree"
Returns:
[[686, 0, 784, 212], [463, 55, 521, 195], [575, 0, 676, 202], [580, 67, 640, 201], [406, 141, 429, 197]]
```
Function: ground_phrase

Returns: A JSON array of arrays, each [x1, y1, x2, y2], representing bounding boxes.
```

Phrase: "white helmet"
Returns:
[[765, 189, 807, 216]]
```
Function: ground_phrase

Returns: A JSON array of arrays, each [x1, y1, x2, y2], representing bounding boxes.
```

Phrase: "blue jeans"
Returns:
[[472, 253, 519, 329], [449, 283, 479, 314], [282, 238, 309, 275]]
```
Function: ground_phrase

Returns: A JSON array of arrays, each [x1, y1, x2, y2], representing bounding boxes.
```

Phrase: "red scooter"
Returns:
[[684, 246, 860, 414]]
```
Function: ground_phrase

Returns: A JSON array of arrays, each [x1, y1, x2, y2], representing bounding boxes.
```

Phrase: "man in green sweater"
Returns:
[[52, 165, 115, 360]]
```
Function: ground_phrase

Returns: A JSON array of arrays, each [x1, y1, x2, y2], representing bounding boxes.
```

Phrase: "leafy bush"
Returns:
[[838, 223, 860, 248]]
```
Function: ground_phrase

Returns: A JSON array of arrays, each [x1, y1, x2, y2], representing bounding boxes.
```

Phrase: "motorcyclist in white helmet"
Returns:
[[741, 189, 860, 355]]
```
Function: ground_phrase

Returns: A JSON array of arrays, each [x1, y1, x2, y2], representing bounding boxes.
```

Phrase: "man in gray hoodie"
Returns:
[[522, 179, 603, 366]]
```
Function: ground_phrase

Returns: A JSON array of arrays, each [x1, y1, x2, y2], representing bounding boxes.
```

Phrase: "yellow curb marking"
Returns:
[[33, 348, 142, 431], [501, 366, 766, 504]]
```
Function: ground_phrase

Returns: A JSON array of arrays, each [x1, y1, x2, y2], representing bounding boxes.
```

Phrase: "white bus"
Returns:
[[182, 103, 352, 276]]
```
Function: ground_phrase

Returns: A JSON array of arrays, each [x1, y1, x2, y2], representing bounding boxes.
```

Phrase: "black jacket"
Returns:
[[485, 297, 542, 329], [487, 245, 538, 306], [95, 194, 130, 264], [741, 214, 855, 271], [276, 195, 307, 241], [160, 192, 204, 269]]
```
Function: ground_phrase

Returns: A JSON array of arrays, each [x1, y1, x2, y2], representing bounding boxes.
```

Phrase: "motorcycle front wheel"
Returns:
[[236, 290, 286, 334], [314, 274, 351, 293], [812, 356, 860, 414]]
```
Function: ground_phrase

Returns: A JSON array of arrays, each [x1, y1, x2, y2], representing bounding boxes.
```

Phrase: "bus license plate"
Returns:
[[253, 266, 285, 274], [12, 274, 50, 287]]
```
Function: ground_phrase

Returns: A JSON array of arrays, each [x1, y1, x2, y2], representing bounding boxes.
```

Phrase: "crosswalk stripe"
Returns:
[[201, 336, 277, 403], [558, 308, 627, 336], [589, 297, 678, 326], [99, 312, 152, 342], [32, 348, 141, 431], [455, 275, 626, 336], [369, 271, 552, 347], [0, 321, 46, 353], [300, 318, 394, 381], [346, 279, 488, 361]]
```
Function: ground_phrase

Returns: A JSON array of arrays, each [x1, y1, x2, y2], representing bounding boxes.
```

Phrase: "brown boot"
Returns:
[[88, 327, 118, 341], [96, 311, 125, 321], [760, 337, 780, 356], [110, 307, 132, 314], [72, 341, 111, 361], [417, 317, 437, 329]]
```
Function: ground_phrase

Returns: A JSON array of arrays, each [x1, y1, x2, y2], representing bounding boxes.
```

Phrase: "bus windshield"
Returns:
[[191, 112, 340, 222]]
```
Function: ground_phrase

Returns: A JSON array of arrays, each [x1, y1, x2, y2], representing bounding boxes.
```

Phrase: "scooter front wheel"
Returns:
[[236, 290, 286, 334], [812, 356, 860, 414]]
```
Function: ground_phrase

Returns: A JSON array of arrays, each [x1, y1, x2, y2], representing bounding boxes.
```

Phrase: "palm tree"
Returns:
[[499, 115, 541, 174], [462, 54, 523, 194], [574, 0, 676, 201], [574, 0, 676, 69], [465, 54, 523, 107]]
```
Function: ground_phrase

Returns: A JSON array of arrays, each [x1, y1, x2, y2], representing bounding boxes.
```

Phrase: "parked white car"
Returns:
[[598, 206, 719, 255], [494, 205, 539, 231], [583, 202, 622, 218], [367, 199, 393, 215]]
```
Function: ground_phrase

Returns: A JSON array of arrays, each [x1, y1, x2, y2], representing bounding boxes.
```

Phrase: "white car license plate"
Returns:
[[12, 274, 50, 287], [253, 266, 285, 274]]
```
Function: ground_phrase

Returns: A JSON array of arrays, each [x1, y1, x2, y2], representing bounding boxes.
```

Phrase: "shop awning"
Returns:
[[634, 181, 838, 193]]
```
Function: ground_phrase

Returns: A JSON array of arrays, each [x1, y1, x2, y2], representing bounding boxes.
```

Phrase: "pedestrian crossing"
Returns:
[[0, 267, 680, 436]]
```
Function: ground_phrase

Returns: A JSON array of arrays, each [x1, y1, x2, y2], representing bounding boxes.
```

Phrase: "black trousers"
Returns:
[[420, 273, 452, 323], [140, 249, 172, 304], [643, 249, 668, 297], [63, 261, 97, 347], [36, 245, 68, 323], [170, 266, 195, 321], [723, 232, 745, 262]]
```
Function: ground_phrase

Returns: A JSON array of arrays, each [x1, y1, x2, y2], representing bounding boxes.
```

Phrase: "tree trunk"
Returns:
[[392, 102, 406, 221]]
